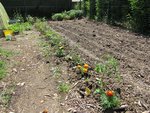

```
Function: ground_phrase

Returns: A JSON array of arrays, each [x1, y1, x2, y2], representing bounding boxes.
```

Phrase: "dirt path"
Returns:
[[0, 31, 65, 113], [49, 19, 150, 112]]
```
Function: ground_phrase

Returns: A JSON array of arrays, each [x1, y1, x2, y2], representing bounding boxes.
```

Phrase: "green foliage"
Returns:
[[52, 13, 64, 21], [26, 15, 35, 24], [34, 18, 48, 33], [0, 61, 6, 79], [0, 47, 12, 80], [13, 11, 24, 22], [52, 10, 83, 21], [69, 53, 82, 65], [0, 48, 12, 58], [74, 2, 82, 10], [8, 22, 32, 33], [94, 78, 120, 109], [128, 0, 150, 33], [55, 46, 65, 57], [100, 93, 120, 109], [83, 0, 149, 34], [58, 83, 70, 93], [95, 56, 119, 76], [89, 0, 96, 19], [0, 86, 15, 107]]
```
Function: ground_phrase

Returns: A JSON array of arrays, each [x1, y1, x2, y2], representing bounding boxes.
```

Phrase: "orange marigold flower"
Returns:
[[84, 64, 89, 69], [105, 90, 114, 97]]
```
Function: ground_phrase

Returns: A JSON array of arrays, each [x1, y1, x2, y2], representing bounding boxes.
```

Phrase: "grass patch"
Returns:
[[0, 61, 6, 80], [0, 47, 12, 80], [0, 85, 15, 107], [0, 48, 12, 58]]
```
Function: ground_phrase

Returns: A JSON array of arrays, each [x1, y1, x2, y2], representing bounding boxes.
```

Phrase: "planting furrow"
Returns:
[[50, 24, 150, 91], [60, 23, 150, 75], [61, 20, 150, 51], [56, 22, 150, 64], [51, 27, 100, 63], [50, 24, 150, 73]]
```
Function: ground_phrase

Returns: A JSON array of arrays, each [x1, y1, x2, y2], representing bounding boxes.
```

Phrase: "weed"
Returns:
[[0, 48, 12, 58], [52, 67, 62, 77], [0, 86, 15, 107], [26, 15, 35, 24], [55, 46, 65, 57], [0, 47, 12, 80], [69, 53, 82, 65], [34, 18, 48, 33], [8, 22, 32, 33], [95, 56, 119, 76], [0, 61, 6, 79], [58, 83, 70, 93]]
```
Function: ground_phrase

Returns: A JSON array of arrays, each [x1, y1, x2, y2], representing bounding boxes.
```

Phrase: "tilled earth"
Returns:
[[49, 19, 150, 113]]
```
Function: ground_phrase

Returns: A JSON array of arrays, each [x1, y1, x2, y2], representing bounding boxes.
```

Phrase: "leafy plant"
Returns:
[[95, 56, 119, 76], [8, 22, 32, 33], [52, 13, 64, 21], [58, 83, 70, 93], [55, 46, 65, 57], [100, 91, 120, 109], [52, 10, 83, 21]]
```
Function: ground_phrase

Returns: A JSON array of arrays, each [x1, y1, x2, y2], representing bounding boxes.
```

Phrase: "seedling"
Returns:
[[58, 83, 70, 93], [55, 46, 65, 57], [100, 90, 120, 109], [52, 66, 62, 77]]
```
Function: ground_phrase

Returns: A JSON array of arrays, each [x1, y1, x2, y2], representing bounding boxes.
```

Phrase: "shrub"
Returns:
[[52, 10, 83, 21], [52, 13, 64, 21], [128, 0, 150, 34]]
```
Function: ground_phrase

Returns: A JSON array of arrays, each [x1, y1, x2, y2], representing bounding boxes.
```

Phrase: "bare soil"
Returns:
[[49, 19, 150, 113], [0, 31, 67, 113]]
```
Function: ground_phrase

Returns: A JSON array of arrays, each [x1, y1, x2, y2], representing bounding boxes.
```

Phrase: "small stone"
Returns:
[[40, 100, 44, 103], [21, 68, 25, 71], [17, 82, 25, 86], [60, 103, 65, 106], [68, 108, 77, 113], [138, 100, 142, 107], [12, 68, 17, 73], [121, 104, 128, 108]]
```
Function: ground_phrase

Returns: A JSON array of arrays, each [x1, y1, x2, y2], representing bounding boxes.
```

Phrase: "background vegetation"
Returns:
[[81, 0, 150, 34]]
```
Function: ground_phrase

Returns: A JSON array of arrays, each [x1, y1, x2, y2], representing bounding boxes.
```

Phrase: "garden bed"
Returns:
[[49, 19, 150, 113]]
